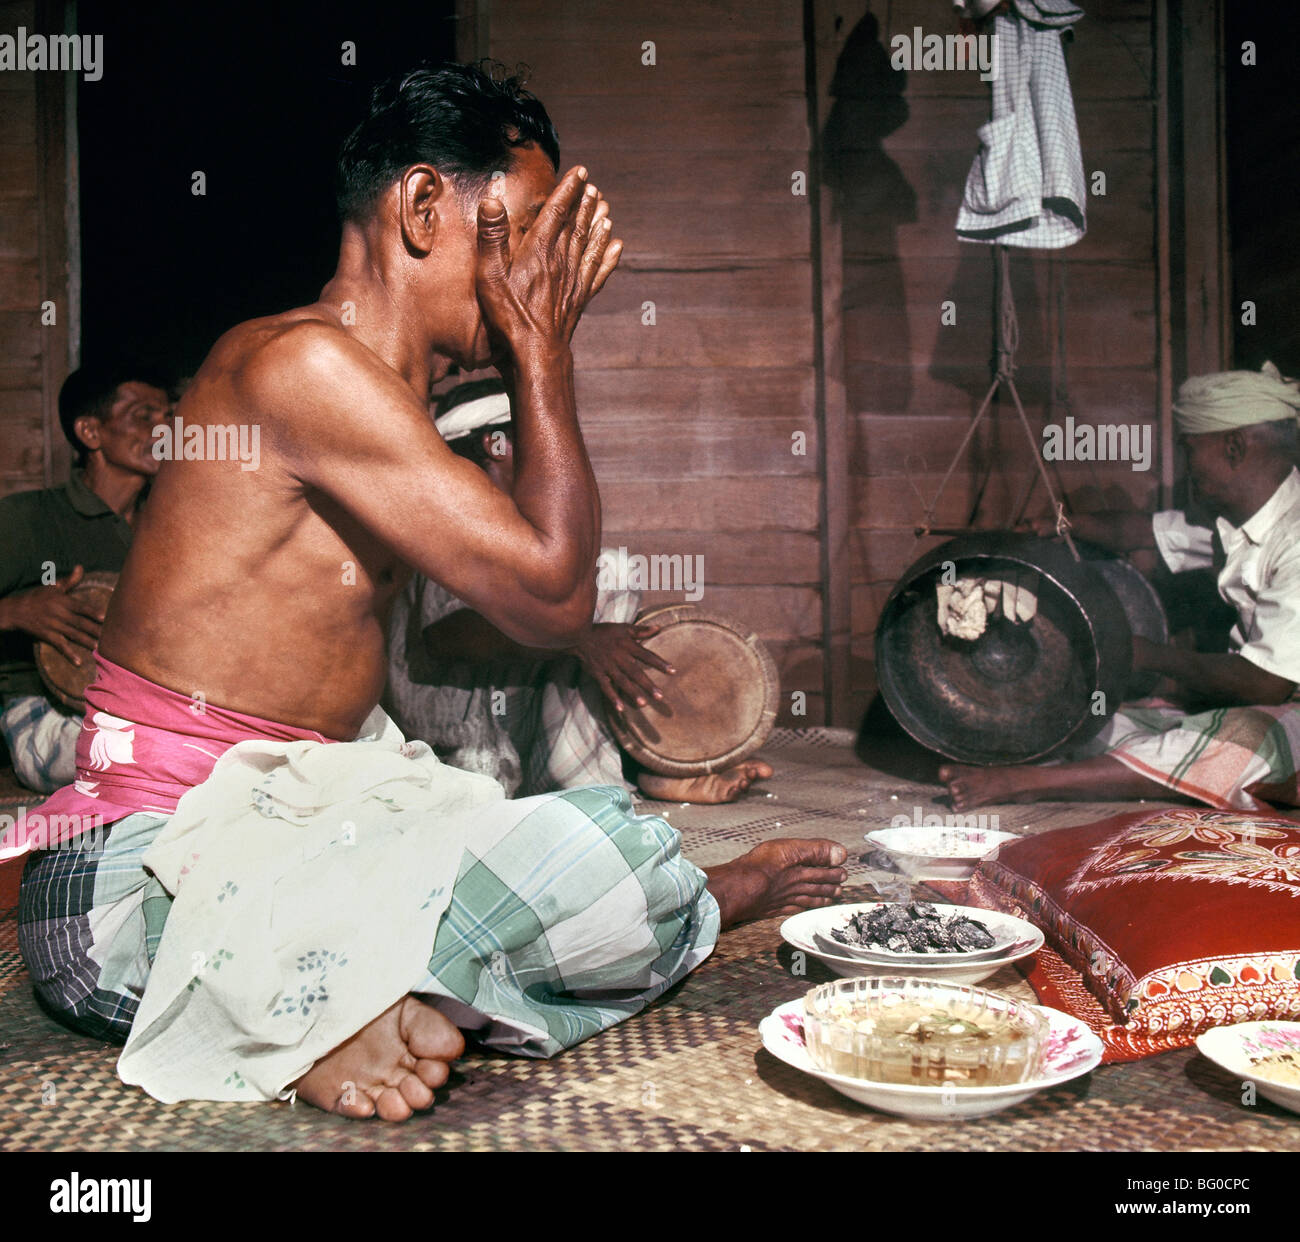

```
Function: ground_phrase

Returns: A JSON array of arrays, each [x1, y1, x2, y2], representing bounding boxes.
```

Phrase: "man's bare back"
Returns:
[[104, 143, 606, 739], [105, 308, 418, 739]]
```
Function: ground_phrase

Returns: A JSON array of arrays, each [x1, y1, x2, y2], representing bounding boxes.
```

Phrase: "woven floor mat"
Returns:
[[1, 730, 1295, 1151]]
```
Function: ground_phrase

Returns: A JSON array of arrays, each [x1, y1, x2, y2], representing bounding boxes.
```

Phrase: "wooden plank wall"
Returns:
[[0, 0, 71, 499], [488, 0, 826, 724], [833, 0, 1161, 725]]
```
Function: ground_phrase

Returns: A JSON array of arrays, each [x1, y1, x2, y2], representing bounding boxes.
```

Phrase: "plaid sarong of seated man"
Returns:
[[13, 656, 719, 1103]]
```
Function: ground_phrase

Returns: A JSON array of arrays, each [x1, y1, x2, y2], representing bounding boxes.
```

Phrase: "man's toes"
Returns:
[[333, 1088, 377, 1120], [374, 1086, 415, 1122], [414, 1057, 452, 1091], [400, 998, 465, 1061], [789, 893, 835, 910], [397, 1072, 436, 1113]]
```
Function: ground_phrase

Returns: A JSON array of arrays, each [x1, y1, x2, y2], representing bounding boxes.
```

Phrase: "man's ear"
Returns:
[[1223, 428, 1248, 467], [73, 415, 102, 456], [398, 165, 446, 257]]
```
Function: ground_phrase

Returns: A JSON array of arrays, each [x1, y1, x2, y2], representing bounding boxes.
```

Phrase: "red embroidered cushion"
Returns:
[[969, 808, 1300, 1044]]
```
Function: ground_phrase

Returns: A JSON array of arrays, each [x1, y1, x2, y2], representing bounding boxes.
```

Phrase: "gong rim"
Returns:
[[33, 570, 118, 712], [608, 604, 780, 777], [1075, 539, 1169, 698]]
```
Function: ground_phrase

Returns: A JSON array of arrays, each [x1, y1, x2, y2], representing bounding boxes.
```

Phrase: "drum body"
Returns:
[[34, 570, 117, 711], [608, 604, 779, 776], [875, 535, 1137, 765]]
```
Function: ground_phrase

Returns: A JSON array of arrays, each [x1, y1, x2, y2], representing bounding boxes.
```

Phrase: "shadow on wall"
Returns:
[[822, 10, 916, 416]]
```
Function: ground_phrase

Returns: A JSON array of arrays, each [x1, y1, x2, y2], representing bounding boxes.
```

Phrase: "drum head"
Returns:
[[34, 570, 118, 711], [608, 605, 779, 777]]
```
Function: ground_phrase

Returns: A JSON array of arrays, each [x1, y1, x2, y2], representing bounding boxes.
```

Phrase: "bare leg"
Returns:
[[292, 995, 465, 1122], [704, 839, 848, 928], [638, 760, 774, 805], [940, 756, 1178, 811]]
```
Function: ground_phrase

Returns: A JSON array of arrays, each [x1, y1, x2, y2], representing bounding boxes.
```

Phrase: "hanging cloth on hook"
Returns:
[[954, 2, 1087, 249]]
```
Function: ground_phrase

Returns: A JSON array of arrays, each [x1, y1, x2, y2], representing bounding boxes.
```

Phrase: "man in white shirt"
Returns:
[[942, 361, 1300, 811]]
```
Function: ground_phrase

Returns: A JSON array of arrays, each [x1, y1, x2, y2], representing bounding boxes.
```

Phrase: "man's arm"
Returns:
[[422, 611, 674, 712], [1029, 510, 1156, 554], [423, 608, 555, 664], [255, 169, 618, 649], [1133, 638, 1295, 706]]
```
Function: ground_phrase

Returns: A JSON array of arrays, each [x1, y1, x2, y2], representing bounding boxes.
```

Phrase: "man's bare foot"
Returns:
[[292, 995, 465, 1122], [940, 755, 1175, 810], [638, 760, 774, 805], [939, 763, 1036, 811], [704, 838, 848, 929]]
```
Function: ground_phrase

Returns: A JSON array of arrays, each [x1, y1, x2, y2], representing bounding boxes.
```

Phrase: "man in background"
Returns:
[[0, 364, 170, 791], [942, 362, 1300, 812]]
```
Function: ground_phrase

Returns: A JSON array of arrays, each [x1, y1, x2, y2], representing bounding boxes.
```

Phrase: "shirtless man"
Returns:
[[61, 64, 846, 1120]]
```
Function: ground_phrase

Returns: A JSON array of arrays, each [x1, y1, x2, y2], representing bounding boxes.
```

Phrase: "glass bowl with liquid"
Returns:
[[802, 975, 1050, 1087]]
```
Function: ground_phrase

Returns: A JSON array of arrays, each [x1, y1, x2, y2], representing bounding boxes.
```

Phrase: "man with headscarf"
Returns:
[[942, 361, 1300, 811], [385, 378, 773, 804]]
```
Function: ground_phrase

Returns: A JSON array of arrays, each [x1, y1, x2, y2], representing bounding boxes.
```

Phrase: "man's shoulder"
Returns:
[[225, 308, 415, 439], [0, 483, 64, 524]]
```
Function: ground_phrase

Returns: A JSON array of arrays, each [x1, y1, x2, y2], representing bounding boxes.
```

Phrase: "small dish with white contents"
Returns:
[[1195, 1021, 1300, 1115], [864, 825, 1021, 881]]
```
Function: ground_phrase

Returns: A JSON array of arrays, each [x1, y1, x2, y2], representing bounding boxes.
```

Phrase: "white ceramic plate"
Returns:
[[759, 997, 1102, 1119], [782, 903, 1044, 986], [864, 826, 1021, 881], [1195, 1021, 1300, 1115]]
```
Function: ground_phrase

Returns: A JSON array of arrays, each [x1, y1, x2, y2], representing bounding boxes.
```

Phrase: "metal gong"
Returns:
[[1075, 539, 1169, 698], [875, 534, 1135, 766]]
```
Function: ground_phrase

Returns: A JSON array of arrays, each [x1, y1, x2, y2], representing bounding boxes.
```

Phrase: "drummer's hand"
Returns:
[[0, 565, 104, 665], [572, 622, 674, 714]]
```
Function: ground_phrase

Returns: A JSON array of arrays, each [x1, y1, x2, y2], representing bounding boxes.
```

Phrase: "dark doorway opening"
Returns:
[[1223, 3, 1300, 370], [75, 0, 457, 379]]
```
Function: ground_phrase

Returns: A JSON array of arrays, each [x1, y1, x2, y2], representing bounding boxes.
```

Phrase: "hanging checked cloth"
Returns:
[[954, 0, 1087, 249]]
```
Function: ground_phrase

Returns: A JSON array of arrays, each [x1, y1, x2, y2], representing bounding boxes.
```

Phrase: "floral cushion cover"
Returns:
[[969, 808, 1300, 1043]]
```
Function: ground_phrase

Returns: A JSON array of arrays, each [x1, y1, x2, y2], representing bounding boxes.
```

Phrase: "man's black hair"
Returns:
[[336, 61, 560, 223], [57, 361, 170, 467], [436, 377, 512, 470]]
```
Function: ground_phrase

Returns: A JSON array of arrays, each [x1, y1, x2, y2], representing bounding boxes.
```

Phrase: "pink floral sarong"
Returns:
[[0, 654, 331, 859]]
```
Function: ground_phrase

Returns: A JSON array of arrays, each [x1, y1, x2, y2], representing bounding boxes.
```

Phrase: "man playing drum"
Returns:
[[942, 362, 1300, 812], [13, 63, 846, 1121], [385, 378, 773, 805], [0, 365, 171, 793]]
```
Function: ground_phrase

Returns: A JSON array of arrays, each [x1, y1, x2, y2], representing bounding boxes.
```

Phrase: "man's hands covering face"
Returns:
[[475, 167, 622, 363]]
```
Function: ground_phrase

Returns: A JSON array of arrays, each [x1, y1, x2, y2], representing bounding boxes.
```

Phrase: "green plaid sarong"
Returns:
[[20, 785, 719, 1064], [416, 784, 720, 1055]]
